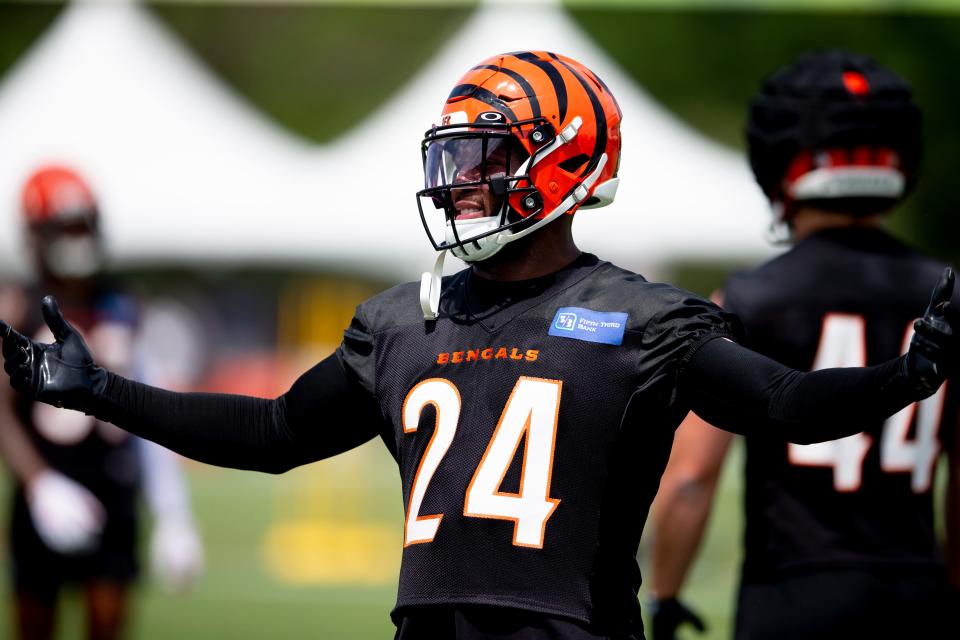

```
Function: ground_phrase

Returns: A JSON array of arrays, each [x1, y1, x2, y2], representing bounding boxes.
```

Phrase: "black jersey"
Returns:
[[337, 253, 736, 630], [13, 286, 141, 501], [723, 227, 957, 580]]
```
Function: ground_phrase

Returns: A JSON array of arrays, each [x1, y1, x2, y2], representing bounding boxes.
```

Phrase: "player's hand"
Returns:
[[0, 295, 107, 412], [150, 516, 205, 593], [648, 596, 706, 640], [26, 470, 106, 554], [908, 268, 959, 395]]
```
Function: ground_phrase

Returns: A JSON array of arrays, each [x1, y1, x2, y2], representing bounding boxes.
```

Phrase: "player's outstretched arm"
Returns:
[[1, 296, 382, 474], [681, 269, 958, 444]]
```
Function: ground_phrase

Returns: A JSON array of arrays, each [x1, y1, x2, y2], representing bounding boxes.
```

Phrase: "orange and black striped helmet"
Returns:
[[416, 51, 622, 263]]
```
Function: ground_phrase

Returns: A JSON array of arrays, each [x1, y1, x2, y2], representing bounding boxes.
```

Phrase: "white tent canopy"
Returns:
[[0, 0, 774, 282]]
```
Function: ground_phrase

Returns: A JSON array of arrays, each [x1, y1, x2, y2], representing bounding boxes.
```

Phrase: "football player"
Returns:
[[648, 50, 959, 639], [0, 166, 203, 640], [0, 52, 957, 640]]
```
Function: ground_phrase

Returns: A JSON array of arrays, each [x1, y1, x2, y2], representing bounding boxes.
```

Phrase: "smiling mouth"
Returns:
[[454, 200, 486, 220]]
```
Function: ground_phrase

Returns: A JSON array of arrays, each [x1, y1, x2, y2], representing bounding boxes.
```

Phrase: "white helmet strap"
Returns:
[[419, 249, 447, 320]]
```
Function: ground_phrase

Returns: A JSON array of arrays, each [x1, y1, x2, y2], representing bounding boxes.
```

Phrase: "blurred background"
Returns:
[[0, 0, 958, 638]]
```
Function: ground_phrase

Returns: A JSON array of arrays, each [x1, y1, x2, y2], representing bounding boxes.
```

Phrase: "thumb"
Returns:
[[685, 607, 706, 633], [41, 296, 76, 343], [683, 606, 707, 633], [926, 267, 955, 316]]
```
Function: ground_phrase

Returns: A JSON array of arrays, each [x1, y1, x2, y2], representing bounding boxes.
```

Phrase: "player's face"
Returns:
[[450, 140, 519, 221], [423, 135, 527, 222], [30, 217, 103, 281]]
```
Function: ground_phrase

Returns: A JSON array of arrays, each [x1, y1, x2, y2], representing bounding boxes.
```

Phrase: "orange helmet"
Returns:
[[22, 165, 98, 227], [21, 165, 103, 279], [416, 51, 622, 262]]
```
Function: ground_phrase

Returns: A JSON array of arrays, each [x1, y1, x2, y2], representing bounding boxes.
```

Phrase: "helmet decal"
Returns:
[[842, 70, 870, 96], [440, 111, 468, 127], [476, 111, 507, 124]]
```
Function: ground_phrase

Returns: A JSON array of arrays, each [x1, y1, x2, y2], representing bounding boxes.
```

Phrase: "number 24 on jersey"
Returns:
[[402, 376, 562, 549]]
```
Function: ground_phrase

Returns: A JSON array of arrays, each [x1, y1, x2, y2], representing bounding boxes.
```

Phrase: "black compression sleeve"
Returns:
[[682, 337, 924, 444], [93, 353, 382, 473]]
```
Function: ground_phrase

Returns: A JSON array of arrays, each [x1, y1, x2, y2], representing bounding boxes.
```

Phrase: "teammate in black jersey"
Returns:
[[1, 52, 958, 640], [649, 50, 960, 640], [0, 166, 203, 640]]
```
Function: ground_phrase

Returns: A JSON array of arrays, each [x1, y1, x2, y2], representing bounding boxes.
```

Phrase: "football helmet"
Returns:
[[416, 51, 622, 264], [21, 165, 104, 279], [747, 50, 921, 231]]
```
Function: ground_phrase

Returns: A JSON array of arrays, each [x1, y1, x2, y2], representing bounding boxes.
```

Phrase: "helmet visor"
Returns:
[[417, 130, 536, 254], [424, 134, 522, 190]]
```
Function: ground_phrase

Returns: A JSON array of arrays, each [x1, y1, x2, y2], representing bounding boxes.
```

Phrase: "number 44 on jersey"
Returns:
[[790, 314, 945, 493]]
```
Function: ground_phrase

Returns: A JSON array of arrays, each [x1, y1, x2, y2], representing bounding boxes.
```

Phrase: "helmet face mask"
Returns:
[[30, 212, 104, 280], [417, 117, 546, 261]]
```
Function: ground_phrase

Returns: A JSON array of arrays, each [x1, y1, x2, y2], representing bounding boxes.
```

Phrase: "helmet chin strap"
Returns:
[[765, 201, 793, 245], [420, 249, 447, 320], [448, 215, 504, 262], [419, 153, 609, 320], [44, 236, 103, 279]]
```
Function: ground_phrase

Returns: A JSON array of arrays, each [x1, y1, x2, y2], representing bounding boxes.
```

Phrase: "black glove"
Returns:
[[647, 596, 706, 640], [0, 295, 106, 412], [908, 267, 959, 395]]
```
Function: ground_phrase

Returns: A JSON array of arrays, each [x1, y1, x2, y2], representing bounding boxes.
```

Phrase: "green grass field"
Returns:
[[0, 438, 749, 639]]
